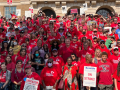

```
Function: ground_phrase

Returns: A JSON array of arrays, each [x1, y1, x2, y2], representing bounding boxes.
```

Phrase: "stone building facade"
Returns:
[[0, 0, 120, 18]]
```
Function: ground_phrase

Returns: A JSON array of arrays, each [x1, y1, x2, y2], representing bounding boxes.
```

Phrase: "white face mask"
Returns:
[[48, 63, 52, 67], [14, 42, 17, 45]]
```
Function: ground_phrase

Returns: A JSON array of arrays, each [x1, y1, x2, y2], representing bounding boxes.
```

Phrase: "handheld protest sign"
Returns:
[[23, 78, 39, 90], [83, 66, 97, 87]]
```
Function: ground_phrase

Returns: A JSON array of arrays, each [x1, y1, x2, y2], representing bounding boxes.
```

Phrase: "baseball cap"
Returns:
[[93, 36, 97, 39], [20, 30, 24, 33], [25, 65, 31, 69], [60, 22, 63, 25], [113, 47, 118, 50], [52, 48, 58, 52], [90, 14, 93, 18]]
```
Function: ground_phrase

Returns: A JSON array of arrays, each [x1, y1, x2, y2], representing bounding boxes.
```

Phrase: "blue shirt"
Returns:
[[116, 29, 120, 38]]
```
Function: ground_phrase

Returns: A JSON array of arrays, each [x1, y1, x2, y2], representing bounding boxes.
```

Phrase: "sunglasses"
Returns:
[[48, 62, 52, 63], [100, 42, 105, 44], [117, 42, 120, 44], [73, 38, 77, 39]]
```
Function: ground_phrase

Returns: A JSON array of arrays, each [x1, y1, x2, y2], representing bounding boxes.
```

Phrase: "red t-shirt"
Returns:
[[59, 46, 76, 63], [0, 71, 6, 83], [108, 54, 120, 71], [79, 62, 100, 74], [40, 66, 60, 86], [20, 72, 41, 90], [16, 55, 29, 68], [98, 47, 111, 57], [50, 56, 64, 75], [78, 48, 94, 59], [70, 41, 81, 53], [7, 62, 15, 72], [113, 70, 120, 90], [98, 61, 114, 85]]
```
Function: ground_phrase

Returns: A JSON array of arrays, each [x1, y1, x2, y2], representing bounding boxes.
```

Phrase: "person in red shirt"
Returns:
[[113, 61, 120, 90], [59, 38, 76, 63], [0, 62, 11, 90], [0, 27, 5, 41], [62, 57, 79, 90], [11, 60, 26, 90], [109, 28, 119, 41], [16, 48, 30, 68], [50, 49, 64, 75], [18, 30, 26, 45], [111, 18, 118, 29], [10, 11, 17, 18], [70, 35, 81, 53], [20, 65, 42, 90], [66, 15, 71, 29], [5, 56, 15, 72], [40, 58, 60, 90], [98, 52, 113, 90], [108, 47, 120, 71], [79, 54, 99, 90], [78, 41, 94, 60], [97, 40, 111, 57]]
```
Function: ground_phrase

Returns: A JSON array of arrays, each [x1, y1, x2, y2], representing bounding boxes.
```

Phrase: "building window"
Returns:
[[4, 6, 16, 19]]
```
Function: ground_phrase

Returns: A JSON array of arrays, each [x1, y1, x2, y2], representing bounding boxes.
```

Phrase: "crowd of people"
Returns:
[[0, 9, 120, 90]]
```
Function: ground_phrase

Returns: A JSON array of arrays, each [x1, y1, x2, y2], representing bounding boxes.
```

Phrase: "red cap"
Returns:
[[56, 15, 60, 19], [25, 65, 31, 69]]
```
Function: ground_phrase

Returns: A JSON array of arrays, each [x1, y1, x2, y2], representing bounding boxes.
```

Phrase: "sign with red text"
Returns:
[[7, 0, 12, 5], [83, 66, 97, 87], [23, 78, 39, 90], [71, 9, 78, 14], [29, 7, 33, 13]]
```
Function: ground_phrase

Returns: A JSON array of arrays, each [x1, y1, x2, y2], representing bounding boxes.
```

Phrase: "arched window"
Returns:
[[96, 8, 112, 17], [42, 9, 56, 18]]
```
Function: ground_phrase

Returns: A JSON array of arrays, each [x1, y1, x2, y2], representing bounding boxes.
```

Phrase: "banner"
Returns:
[[7, 0, 12, 5], [23, 78, 39, 90], [25, 11, 31, 19], [83, 66, 97, 87], [29, 7, 33, 14], [71, 9, 78, 14], [62, 6, 67, 14], [16, 9, 21, 16]]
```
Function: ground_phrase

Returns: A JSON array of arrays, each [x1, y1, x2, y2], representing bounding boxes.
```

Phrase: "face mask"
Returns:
[[48, 63, 52, 67], [44, 37, 47, 41], [35, 54, 39, 57], [82, 32, 86, 35], [14, 42, 17, 45]]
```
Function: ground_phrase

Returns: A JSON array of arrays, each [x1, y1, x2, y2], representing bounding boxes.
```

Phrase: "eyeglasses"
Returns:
[[117, 42, 120, 44]]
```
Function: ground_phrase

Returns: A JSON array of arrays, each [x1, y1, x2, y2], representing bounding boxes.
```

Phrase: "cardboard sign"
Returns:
[[71, 9, 78, 14], [83, 66, 97, 87], [29, 7, 33, 14], [23, 78, 39, 90], [25, 11, 31, 19], [80, 8, 85, 15], [7, 0, 12, 5], [104, 27, 112, 34], [16, 9, 21, 16], [62, 6, 67, 14]]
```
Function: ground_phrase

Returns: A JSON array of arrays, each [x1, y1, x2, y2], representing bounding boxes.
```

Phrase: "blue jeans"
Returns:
[[0, 83, 8, 90], [84, 86, 97, 90]]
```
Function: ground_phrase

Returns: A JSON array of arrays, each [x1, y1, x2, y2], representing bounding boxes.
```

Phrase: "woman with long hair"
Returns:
[[10, 39, 21, 55], [93, 49, 102, 64], [5, 56, 15, 72], [1, 41, 9, 59]]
